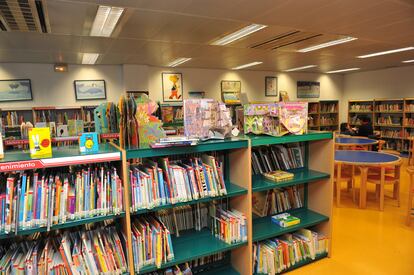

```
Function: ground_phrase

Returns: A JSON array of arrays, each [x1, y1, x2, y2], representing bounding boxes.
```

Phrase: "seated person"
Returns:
[[356, 116, 374, 137], [340, 122, 355, 135]]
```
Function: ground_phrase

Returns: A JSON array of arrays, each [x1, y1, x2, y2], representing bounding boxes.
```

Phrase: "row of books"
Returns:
[[376, 116, 402, 126], [0, 165, 124, 234], [211, 206, 248, 245], [375, 104, 403, 112], [383, 140, 408, 151], [253, 229, 329, 274], [380, 129, 403, 139], [349, 104, 372, 112], [403, 117, 414, 127], [308, 103, 318, 113], [406, 104, 414, 112], [251, 143, 304, 175], [129, 155, 227, 212], [253, 186, 303, 217], [404, 130, 414, 138], [0, 225, 128, 274], [320, 103, 337, 113], [319, 116, 337, 126], [308, 117, 318, 127]]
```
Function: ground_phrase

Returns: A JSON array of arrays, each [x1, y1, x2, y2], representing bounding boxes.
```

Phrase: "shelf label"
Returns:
[[101, 133, 119, 139]]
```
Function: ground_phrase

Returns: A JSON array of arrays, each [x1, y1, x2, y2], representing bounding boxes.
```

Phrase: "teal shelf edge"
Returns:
[[138, 228, 247, 274], [254, 252, 328, 274], [126, 138, 248, 159], [252, 209, 329, 242], [246, 132, 333, 147], [252, 169, 330, 192], [199, 265, 240, 275], [0, 212, 125, 239], [162, 122, 184, 127], [133, 182, 246, 215]]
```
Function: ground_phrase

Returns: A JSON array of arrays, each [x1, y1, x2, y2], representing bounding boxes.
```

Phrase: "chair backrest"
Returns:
[[378, 140, 386, 151]]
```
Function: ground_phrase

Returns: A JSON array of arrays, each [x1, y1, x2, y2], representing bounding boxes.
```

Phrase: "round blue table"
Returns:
[[335, 150, 401, 208], [335, 137, 378, 150]]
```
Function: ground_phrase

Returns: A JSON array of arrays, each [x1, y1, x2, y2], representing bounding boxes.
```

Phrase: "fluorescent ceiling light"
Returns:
[[232, 61, 263, 70], [298, 36, 357, 52], [326, 67, 360, 74], [357, 47, 414, 58], [211, 24, 267, 45], [403, 59, 414, 63], [82, 53, 99, 64], [284, 65, 317, 72], [167, 57, 192, 67], [90, 5, 124, 37]]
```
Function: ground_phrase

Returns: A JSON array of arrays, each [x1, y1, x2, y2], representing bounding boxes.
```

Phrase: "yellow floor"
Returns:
[[290, 159, 414, 275]]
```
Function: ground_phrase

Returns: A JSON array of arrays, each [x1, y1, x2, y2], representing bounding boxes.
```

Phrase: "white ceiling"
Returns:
[[0, 0, 413, 73]]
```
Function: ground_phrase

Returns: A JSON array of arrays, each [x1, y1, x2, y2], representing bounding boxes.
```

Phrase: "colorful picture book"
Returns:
[[271, 212, 301, 227], [251, 143, 305, 175], [279, 102, 308, 135], [210, 206, 248, 245], [263, 170, 294, 182], [253, 229, 329, 274], [129, 154, 227, 212], [79, 132, 99, 153], [0, 225, 128, 274], [0, 165, 124, 234], [244, 103, 282, 136], [252, 186, 303, 217], [29, 127, 52, 158]]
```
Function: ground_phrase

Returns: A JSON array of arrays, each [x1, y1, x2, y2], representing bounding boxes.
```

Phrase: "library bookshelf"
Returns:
[[348, 98, 414, 152], [307, 100, 339, 132], [0, 132, 333, 275]]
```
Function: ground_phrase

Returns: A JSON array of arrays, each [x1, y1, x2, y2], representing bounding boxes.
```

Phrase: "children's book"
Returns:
[[263, 170, 294, 182], [79, 132, 99, 153], [29, 127, 52, 158], [271, 213, 300, 227]]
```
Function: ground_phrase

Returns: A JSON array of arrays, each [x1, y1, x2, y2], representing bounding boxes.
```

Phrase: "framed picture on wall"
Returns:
[[265, 76, 278, 97], [0, 79, 33, 102], [221, 80, 241, 104], [162, 72, 183, 102], [297, 81, 320, 98], [74, 80, 106, 100]]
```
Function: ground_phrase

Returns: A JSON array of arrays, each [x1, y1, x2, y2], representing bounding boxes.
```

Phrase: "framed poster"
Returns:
[[221, 80, 241, 104], [0, 79, 33, 102], [162, 72, 183, 102], [265, 76, 278, 97], [74, 80, 106, 100], [297, 81, 320, 98]]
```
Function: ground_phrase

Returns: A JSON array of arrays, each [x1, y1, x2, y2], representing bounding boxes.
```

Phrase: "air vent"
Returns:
[[0, 0, 49, 33], [250, 31, 322, 51]]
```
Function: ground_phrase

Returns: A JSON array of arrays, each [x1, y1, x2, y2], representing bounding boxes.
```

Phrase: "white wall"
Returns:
[[342, 65, 414, 120], [0, 63, 124, 108], [0, 63, 344, 119]]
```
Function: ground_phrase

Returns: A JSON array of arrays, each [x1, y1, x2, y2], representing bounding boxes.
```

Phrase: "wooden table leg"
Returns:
[[359, 166, 368, 209], [336, 163, 341, 207]]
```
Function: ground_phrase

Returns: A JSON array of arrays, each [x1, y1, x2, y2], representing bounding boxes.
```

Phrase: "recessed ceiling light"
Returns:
[[357, 47, 414, 58], [402, 59, 414, 63], [232, 61, 263, 70], [298, 36, 357, 52], [284, 65, 317, 72], [211, 24, 267, 46], [90, 5, 124, 37], [326, 67, 360, 74], [82, 53, 99, 64], [167, 57, 192, 67]]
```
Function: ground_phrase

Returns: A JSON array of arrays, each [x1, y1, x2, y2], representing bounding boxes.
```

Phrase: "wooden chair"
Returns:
[[407, 167, 414, 225], [334, 163, 355, 207], [378, 139, 401, 156], [366, 159, 403, 211]]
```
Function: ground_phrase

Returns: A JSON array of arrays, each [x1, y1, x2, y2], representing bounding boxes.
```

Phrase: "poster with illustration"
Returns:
[[74, 80, 106, 100], [0, 79, 33, 102], [162, 73, 183, 102]]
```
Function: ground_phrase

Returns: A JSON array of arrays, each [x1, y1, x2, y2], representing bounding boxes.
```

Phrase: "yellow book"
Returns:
[[156, 232, 162, 267], [94, 236, 108, 273], [29, 127, 52, 158]]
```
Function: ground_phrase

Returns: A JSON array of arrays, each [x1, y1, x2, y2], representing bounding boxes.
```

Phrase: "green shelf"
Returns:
[[246, 132, 332, 147], [255, 252, 328, 274], [133, 182, 246, 215], [0, 212, 125, 238], [138, 228, 247, 274], [199, 265, 240, 275], [126, 138, 248, 159], [252, 169, 330, 192], [163, 122, 184, 127], [252, 209, 329, 242]]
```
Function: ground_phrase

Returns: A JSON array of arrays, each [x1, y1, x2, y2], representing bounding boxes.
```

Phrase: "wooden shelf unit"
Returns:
[[307, 100, 339, 131]]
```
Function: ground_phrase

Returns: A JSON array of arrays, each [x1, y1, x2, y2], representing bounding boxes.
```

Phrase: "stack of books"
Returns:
[[0, 165, 124, 234], [263, 170, 294, 182], [252, 142, 305, 175], [0, 225, 128, 274], [253, 229, 329, 274], [271, 213, 301, 227], [131, 216, 175, 272], [129, 155, 227, 212], [150, 136, 199, 148]]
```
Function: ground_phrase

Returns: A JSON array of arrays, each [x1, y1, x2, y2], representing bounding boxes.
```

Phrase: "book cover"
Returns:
[[271, 213, 300, 227], [29, 128, 52, 158], [79, 132, 99, 153]]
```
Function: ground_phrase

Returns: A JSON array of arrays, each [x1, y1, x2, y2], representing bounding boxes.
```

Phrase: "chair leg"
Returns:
[[336, 180, 341, 207], [376, 185, 380, 200], [395, 181, 400, 207], [379, 168, 385, 211]]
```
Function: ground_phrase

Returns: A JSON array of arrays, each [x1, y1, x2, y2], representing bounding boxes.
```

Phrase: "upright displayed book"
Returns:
[[29, 127, 52, 158], [79, 132, 99, 153]]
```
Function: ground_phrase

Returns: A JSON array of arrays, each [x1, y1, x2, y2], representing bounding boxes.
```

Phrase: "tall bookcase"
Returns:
[[348, 98, 414, 152], [0, 133, 333, 274], [307, 100, 339, 131]]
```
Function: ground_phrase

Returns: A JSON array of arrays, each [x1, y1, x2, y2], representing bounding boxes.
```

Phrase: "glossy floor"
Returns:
[[290, 159, 414, 275]]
